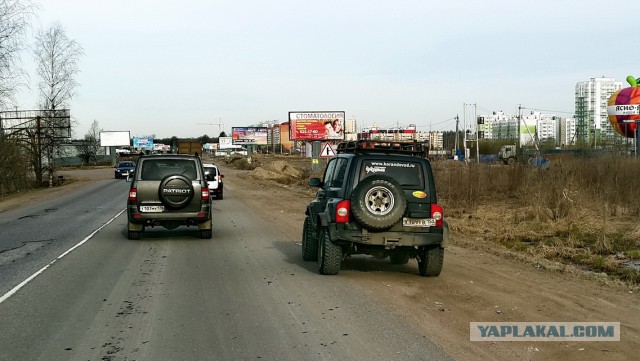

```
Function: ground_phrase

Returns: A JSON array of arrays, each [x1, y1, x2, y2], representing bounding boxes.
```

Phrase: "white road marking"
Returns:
[[0, 209, 126, 304]]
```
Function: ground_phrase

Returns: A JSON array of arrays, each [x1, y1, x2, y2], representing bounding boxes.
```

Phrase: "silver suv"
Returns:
[[126, 154, 213, 239]]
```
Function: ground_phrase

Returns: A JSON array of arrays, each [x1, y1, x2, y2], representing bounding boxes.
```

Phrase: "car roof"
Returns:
[[203, 163, 218, 167], [140, 154, 199, 160]]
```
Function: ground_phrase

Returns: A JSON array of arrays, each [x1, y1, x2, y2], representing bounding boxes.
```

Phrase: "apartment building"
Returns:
[[575, 77, 623, 145]]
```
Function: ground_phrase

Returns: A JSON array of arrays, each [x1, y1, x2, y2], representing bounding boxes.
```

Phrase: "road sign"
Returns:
[[320, 142, 336, 158]]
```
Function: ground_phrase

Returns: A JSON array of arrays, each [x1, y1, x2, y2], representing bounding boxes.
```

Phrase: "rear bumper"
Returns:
[[329, 222, 447, 248], [127, 204, 211, 226], [211, 184, 223, 195]]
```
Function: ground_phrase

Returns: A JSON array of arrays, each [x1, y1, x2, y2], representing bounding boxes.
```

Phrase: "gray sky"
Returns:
[[15, 0, 639, 139]]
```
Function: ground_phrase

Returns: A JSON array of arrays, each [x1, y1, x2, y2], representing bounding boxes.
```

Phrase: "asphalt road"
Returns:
[[0, 177, 452, 361]]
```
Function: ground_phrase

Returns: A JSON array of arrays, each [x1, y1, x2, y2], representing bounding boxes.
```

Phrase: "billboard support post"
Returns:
[[312, 141, 321, 172]]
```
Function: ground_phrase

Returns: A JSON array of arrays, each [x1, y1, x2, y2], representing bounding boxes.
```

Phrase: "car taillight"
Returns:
[[202, 187, 210, 202], [431, 203, 443, 227], [336, 200, 350, 223], [217, 175, 222, 182], [129, 188, 137, 202]]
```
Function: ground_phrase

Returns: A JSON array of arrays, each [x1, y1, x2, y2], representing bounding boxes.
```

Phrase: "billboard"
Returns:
[[289, 111, 345, 141], [232, 127, 268, 145], [133, 137, 154, 150], [100, 131, 130, 147], [219, 137, 233, 149]]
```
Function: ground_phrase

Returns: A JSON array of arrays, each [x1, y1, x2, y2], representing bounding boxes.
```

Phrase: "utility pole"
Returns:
[[454, 114, 459, 155], [517, 104, 522, 155]]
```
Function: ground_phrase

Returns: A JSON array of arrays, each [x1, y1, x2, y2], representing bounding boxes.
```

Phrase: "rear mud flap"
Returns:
[[128, 222, 143, 231], [198, 219, 212, 230]]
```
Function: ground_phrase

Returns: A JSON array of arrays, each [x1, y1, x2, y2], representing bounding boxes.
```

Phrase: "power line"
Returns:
[[519, 107, 574, 115]]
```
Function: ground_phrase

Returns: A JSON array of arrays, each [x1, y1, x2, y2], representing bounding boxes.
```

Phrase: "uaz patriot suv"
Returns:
[[126, 154, 213, 239], [302, 140, 447, 276]]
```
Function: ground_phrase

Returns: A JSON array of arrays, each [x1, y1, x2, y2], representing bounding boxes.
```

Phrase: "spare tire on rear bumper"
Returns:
[[350, 175, 407, 231], [158, 174, 194, 209]]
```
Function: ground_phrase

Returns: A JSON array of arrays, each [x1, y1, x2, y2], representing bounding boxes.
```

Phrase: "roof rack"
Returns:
[[336, 140, 427, 156]]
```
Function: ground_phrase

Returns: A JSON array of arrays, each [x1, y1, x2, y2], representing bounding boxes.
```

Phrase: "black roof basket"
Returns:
[[336, 140, 427, 156]]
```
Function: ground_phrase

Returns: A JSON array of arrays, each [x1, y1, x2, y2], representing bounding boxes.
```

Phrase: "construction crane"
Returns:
[[196, 118, 225, 136]]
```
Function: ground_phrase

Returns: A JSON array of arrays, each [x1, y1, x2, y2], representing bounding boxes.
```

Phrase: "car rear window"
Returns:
[[359, 159, 424, 188], [204, 166, 218, 177], [141, 159, 198, 180]]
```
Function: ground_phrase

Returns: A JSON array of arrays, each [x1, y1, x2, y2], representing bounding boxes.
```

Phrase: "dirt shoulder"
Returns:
[[0, 167, 114, 214], [217, 159, 639, 361]]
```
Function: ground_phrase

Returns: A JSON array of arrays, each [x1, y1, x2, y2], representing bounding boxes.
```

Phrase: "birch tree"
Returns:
[[33, 22, 83, 186]]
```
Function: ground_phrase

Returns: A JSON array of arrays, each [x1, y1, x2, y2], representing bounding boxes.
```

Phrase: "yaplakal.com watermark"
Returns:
[[470, 322, 620, 341]]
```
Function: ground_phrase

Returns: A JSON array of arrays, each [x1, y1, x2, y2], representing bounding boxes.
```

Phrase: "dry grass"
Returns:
[[433, 156, 640, 284]]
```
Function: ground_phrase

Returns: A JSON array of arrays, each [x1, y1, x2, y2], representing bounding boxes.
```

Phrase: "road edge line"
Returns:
[[0, 209, 126, 304]]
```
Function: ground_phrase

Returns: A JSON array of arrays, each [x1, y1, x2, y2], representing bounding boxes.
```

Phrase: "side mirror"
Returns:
[[220, 174, 224, 179], [308, 178, 322, 187]]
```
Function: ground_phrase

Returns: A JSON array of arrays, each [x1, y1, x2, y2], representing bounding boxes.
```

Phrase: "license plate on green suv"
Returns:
[[402, 217, 435, 227], [140, 205, 165, 212]]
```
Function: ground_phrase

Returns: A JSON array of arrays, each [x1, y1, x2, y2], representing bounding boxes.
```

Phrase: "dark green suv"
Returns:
[[302, 140, 447, 276], [126, 154, 213, 239]]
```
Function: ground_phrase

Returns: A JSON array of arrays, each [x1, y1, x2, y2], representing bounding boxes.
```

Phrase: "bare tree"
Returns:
[[0, 0, 36, 109], [75, 120, 102, 164], [33, 22, 83, 186]]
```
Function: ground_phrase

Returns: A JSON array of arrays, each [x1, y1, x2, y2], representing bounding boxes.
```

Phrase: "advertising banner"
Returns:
[[289, 111, 345, 141], [100, 131, 130, 147], [219, 137, 233, 149], [133, 137, 154, 149], [232, 127, 268, 145]]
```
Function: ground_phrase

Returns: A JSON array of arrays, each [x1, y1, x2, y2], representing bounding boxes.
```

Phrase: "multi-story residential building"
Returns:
[[344, 118, 357, 141], [477, 111, 512, 140], [533, 113, 559, 144], [560, 117, 577, 147], [477, 111, 573, 147], [575, 77, 623, 145], [429, 131, 444, 149]]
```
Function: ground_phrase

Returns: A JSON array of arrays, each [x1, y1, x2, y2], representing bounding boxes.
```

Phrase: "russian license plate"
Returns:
[[140, 205, 164, 212], [402, 217, 435, 227]]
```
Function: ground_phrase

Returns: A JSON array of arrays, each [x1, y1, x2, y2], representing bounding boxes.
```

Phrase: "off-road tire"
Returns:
[[218, 192, 223, 200], [390, 252, 410, 265], [301, 216, 318, 261], [200, 229, 212, 239], [351, 175, 407, 231], [317, 227, 342, 275], [128, 230, 140, 240], [418, 246, 444, 277]]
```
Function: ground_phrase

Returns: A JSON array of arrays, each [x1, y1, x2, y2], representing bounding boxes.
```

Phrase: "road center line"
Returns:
[[0, 209, 126, 304]]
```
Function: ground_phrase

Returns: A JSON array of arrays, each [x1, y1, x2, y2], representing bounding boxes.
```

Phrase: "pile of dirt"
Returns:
[[251, 160, 306, 185]]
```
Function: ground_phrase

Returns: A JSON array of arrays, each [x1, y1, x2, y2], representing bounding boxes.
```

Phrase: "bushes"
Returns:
[[0, 136, 31, 196]]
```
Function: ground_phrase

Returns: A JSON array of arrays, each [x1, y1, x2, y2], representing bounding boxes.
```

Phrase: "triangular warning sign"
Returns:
[[320, 142, 336, 158]]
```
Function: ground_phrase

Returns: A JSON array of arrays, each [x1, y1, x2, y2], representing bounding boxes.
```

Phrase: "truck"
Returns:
[[498, 144, 518, 165], [177, 141, 202, 156]]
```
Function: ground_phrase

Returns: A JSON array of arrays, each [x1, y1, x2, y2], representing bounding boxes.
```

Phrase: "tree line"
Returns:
[[0, 0, 83, 196]]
